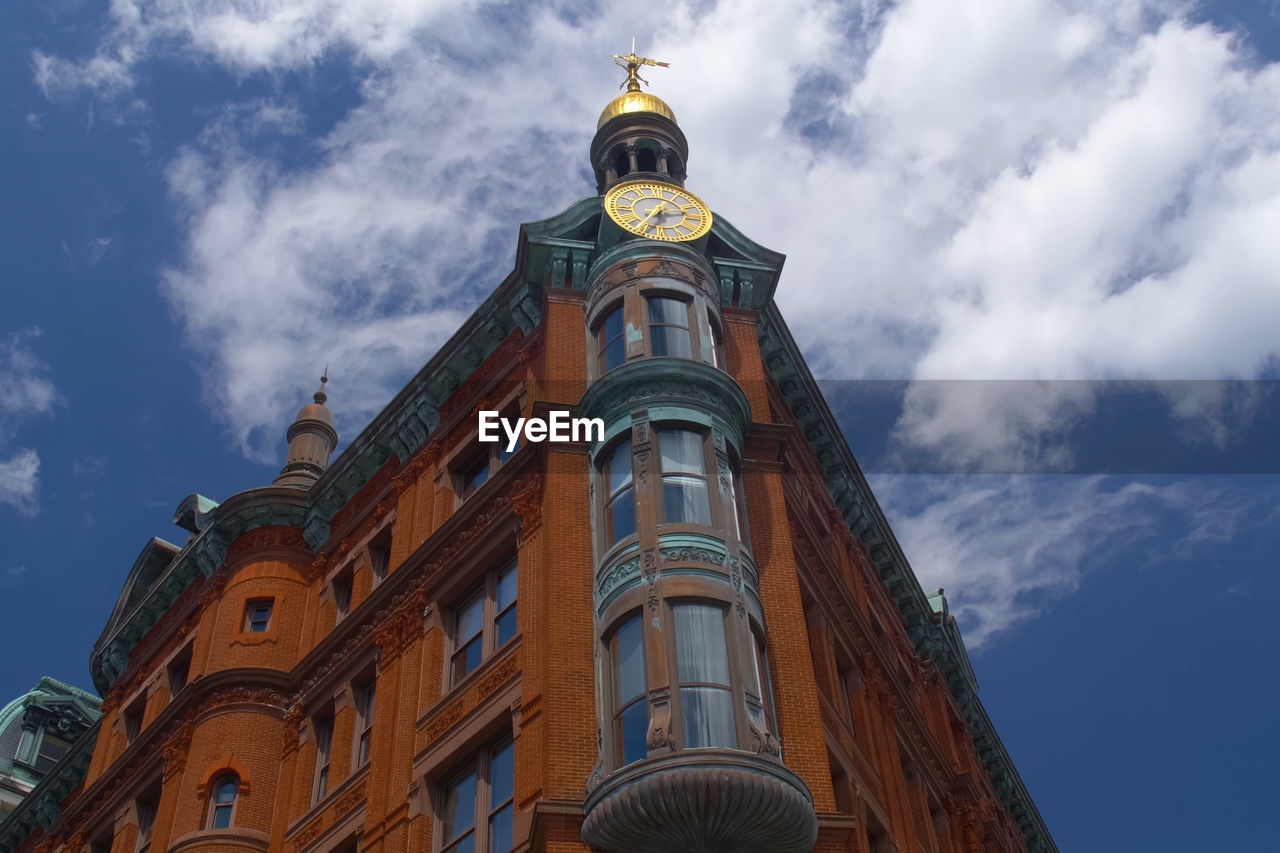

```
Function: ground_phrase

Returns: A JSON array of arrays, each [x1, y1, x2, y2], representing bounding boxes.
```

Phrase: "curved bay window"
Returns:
[[589, 284, 726, 379], [672, 603, 735, 749], [208, 774, 238, 829], [611, 614, 647, 766]]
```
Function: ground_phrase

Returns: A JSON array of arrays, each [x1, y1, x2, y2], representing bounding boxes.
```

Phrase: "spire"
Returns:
[[613, 36, 670, 93], [274, 371, 339, 489], [592, 38, 688, 193]]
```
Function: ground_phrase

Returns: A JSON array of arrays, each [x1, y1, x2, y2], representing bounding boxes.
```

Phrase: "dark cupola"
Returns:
[[274, 372, 338, 488]]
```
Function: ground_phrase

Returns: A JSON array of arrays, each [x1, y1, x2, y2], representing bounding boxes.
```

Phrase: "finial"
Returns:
[[613, 36, 670, 93], [314, 367, 328, 405]]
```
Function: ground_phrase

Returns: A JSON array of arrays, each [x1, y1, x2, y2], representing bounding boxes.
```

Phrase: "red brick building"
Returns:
[[0, 62, 1056, 853]]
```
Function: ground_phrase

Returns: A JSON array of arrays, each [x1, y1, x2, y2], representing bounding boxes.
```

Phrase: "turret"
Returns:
[[274, 373, 338, 488]]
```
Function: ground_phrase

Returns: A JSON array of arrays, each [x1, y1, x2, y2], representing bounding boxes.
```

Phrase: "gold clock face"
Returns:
[[604, 181, 713, 242]]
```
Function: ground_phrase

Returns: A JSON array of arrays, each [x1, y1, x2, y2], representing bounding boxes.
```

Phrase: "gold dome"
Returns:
[[597, 91, 677, 130]]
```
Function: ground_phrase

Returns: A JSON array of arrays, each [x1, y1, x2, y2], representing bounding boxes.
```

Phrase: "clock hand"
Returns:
[[636, 201, 668, 228]]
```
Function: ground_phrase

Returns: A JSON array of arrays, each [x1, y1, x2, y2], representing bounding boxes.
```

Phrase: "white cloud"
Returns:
[[31, 0, 1280, 639], [870, 474, 1273, 649], [0, 449, 42, 517]]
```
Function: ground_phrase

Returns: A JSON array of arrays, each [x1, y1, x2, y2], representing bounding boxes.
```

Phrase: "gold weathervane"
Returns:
[[613, 37, 669, 93]]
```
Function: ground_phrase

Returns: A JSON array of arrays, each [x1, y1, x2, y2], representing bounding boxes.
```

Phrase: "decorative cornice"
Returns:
[[757, 302, 1058, 853]]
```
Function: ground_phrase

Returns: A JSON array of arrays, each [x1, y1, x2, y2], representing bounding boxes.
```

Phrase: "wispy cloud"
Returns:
[[72, 456, 109, 479], [870, 474, 1278, 649], [0, 330, 59, 517], [0, 449, 42, 517]]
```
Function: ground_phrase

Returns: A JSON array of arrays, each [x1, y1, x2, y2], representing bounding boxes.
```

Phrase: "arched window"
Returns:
[[614, 148, 630, 178], [603, 440, 636, 545], [636, 146, 657, 172], [208, 774, 238, 829]]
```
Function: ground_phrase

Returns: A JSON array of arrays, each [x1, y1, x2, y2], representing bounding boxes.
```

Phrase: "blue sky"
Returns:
[[3, 1, 1279, 849]]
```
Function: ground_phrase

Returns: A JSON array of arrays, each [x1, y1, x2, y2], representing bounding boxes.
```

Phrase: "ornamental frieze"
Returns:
[[421, 650, 521, 743], [597, 557, 640, 599]]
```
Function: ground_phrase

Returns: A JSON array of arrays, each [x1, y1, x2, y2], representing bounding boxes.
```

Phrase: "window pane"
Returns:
[[212, 804, 232, 829], [648, 297, 689, 327], [496, 607, 518, 646], [490, 741, 514, 808], [658, 431, 704, 474], [615, 617, 645, 702], [456, 594, 484, 643], [651, 327, 693, 358], [489, 803, 513, 853], [441, 770, 478, 843], [617, 699, 648, 765], [662, 476, 711, 526], [603, 337, 626, 371], [453, 637, 483, 681], [674, 605, 730, 685], [607, 441, 632, 494], [608, 487, 635, 543], [443, 837, 475, 853], [496, 564, 518, 611], [680, 686, 736, 749], [215, 779, 238, 803]]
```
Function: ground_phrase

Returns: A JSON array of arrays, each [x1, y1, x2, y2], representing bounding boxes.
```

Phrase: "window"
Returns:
[[313, 715, 333, 802], [646, 296, 692, 359], [369, 528, 392, 584], [208, 774, 238, 829], [124, 697, 144, 743], [334, 571, 353, 621], [657, 429, 711, 526], [167, 645, 192, 696], [456, 408, 521, 502], [33, 734, 70, 773], [602, 440, 635, 546], [749, 628, 777, 736], [672, 603, 735, 749], [354, 680, 376, 767], [135, 786, 159, 853], [450, 560, 519, 685], [243, 599, 273, 633], [438, 739, 515, 853], [728, 463, 748, 545], [611, 614, 647, 768], [597, 304, 626, 373], [706, 316, 725, 369]]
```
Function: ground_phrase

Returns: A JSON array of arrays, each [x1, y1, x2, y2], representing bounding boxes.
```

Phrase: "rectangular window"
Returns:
[[167, 644, 192, 697], [369, 528, 392, 584], [603, 440, 635, 545], [597, 304, 626, 373], [673, 604, 735, 749], [450, 560, 519, 685], [34, 734, 70, 773], [334, 571, 353, 621], [354, 680, 375, 767], [123, 698, 144, 743], [438, 739, 515, 853], [658, 429, 712, 526], [135, 788, 159, 853], [611, 614, 647, 767], [313, 715, 333, 803], [647, 296, 693, 359], [243, 599, 273, 633]]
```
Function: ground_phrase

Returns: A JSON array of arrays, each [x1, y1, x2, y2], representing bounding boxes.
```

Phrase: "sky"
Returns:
[[2, 0, 1279, 848]]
